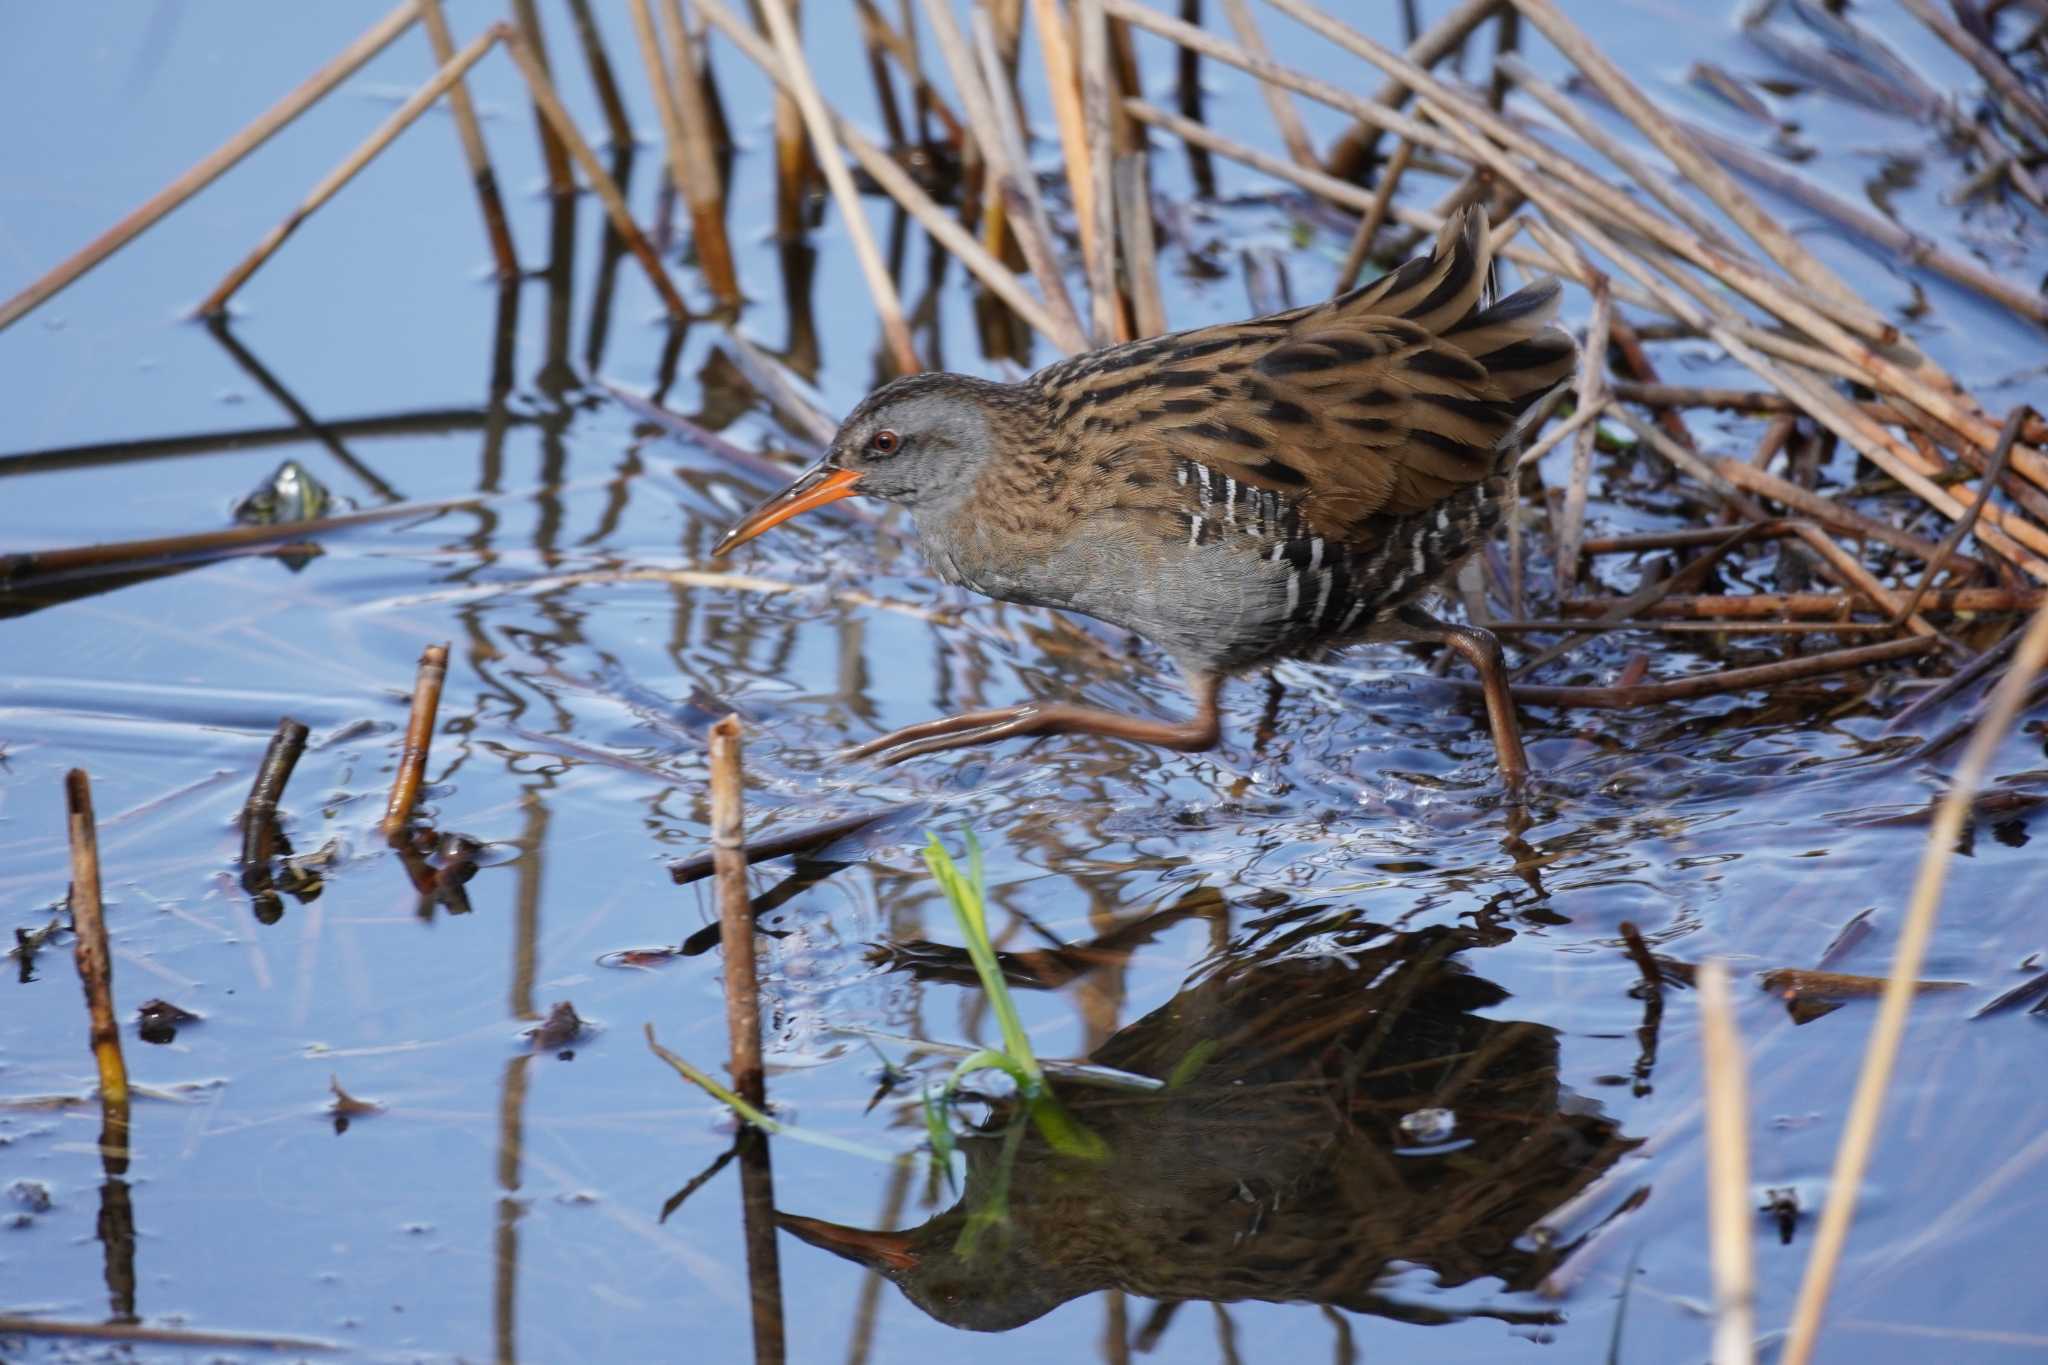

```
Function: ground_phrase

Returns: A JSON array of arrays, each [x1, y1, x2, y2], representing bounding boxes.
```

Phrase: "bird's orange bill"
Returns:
[[775, 1212, 919, 1271], [712, 464, 863, 556]]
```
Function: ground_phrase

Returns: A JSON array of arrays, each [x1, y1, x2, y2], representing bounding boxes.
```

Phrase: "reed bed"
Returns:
[[6, 1, 2048, 1358]]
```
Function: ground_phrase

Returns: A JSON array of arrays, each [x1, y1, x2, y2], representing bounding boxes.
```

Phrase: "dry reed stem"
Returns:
[[699, 0, 1070, 349], [239, 717, 311, 874], [1556, 276, 1611, 593], [1219, 0, 1316, 168], [765, 0, 813, 241], [507, 0, 576, 193], [1900, 0, 2048, 144], [197, 24, 508, 316], [756, 0, 920, 372], [563, 0, 636, 148], [1032, 0, 1102, 293], [1495, 52, 1738, 256], [1506, 0, 1865, 320], [1077, 0, 1128, 342], [1562, 589, 2044, 619], [707, 715, 765, 1104], [1707, 457, 1970, 568], [669, 805, 908, 886], [1895, 410, 2025, 624], [1514, 396, 1604, 471], [922, 0, 1090, 351], [502, 30, 692, 321], [1642, 99, 2048, 325], [1382, 57, 2048, 578], [417, 0, 520, 278], [632, 0, 740, 308], [1334, 137, 1413, 296], [1782, 601, 2048, 1365], [1697, 960, 1756, 1365], [1460, 635, 1938, 708], [1116, 151, 1166, 336], [1789, 523, 1943, 642], [0, 1, 420, 333], [65, 770, 129, 1160], [1329, 0, 1505, 174], [381, 643, 450, 844]]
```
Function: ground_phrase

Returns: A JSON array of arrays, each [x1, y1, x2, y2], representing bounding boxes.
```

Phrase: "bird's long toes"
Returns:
[[869, 722, 1018, 765]]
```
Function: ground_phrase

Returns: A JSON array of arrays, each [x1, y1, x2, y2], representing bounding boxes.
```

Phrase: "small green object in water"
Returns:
[[235, 459, 332, 526]]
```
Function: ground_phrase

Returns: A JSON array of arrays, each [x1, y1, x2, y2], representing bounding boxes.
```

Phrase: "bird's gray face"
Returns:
[[824, 379, 996, 506], [712, 374, 1000, 557]]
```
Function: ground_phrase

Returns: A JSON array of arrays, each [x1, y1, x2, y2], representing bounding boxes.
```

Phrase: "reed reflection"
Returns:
[[786, 914, 1630, 1334]]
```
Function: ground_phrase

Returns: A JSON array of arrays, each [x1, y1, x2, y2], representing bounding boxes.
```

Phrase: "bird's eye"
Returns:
[[870, 429, 900, 456]]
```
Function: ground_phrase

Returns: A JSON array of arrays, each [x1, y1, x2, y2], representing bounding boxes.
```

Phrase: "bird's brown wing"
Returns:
[[1035, 209, 1576, 548]]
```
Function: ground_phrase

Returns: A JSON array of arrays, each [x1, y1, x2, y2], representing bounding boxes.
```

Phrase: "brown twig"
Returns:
[[239, 718, 310, 877], [1442, 636, 1939, 708], [1333, 138, 1413, 296], [66, 770, 130, 1165], [198, 24, 509, 316], [0, 1, 421, 333], [507, 0, 576, 193], [382, 644, 451, 845], [1561, 589, 2043, 619], [1077, 0, 1128, 343], [1219, 0, 1316, 168], [1894, 409, 2027, 625], [417, 0, 519, 278], [706, 715, 786, 1364]]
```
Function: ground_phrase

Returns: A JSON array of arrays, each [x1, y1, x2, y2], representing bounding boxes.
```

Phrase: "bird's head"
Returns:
[[713, 372, 1011, 556]]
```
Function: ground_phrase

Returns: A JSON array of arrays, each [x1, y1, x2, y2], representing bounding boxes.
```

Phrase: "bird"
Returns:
[[776, 919, 1631, 1332], [714, 208, 1576, 783]]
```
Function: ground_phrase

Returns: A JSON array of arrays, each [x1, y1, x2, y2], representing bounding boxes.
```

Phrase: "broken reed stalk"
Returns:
[[708, 716, 764, 1103], [1032, 0, 1101, 284], [1444, 635, 1938, 709], [1219, 0, 1316, 169], [662, 0, 743, 309], [500, 29, 690, 321], [631, 0, 741, 309], [65, 770, 130, 1163], [1782, 601, 2048, 1365], [697, 0, 1069, 349], [766, 0, 813, 241], [239, 717, 311, 874], [562, 0, 636, 149], [417, 0, 519, 278], [755, 0, 920, 373], [669, 805, 909, 885], [0, 0, 420, 334], [1333, 137, 1413, 296], [1893, 409, 2025, 626], [1326, 0, 1504, 177], [1696, 960, 1755, 1365], [506, 0, 577, 193], [0, 1318, 338, 1354], [1077, 0, 1128, 342], [381, 643, 450, 845], [1563, 589, 2042, 620], [1115, 149, 1165, 336], [706, 714, 787, 1364], [1899, 0, 2048, 146], [1556, 276, 1611, 593], [197, 24, 509, 317]]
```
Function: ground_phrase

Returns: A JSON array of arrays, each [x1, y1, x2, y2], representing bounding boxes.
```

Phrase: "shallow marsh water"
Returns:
[[3, 2, 2048, 1361]]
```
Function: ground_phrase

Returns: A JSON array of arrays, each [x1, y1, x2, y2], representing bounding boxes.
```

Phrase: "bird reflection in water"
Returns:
[[782, 914, 1632, 1333]]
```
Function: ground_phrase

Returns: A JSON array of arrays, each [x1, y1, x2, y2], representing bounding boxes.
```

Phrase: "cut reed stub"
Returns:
[[381, 643, 451, 846]]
